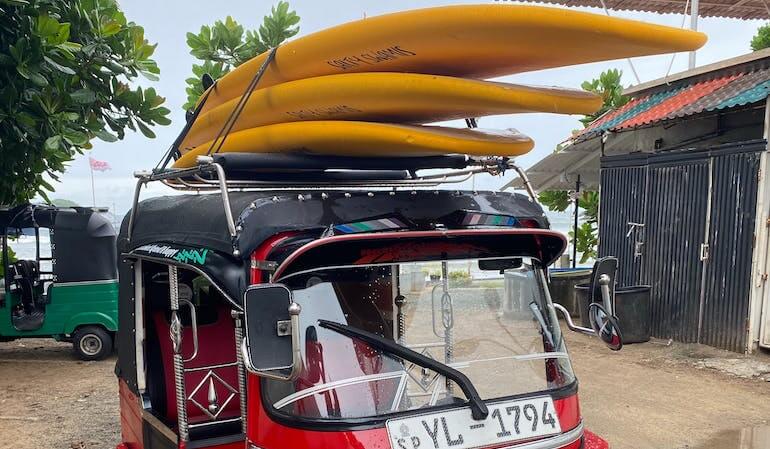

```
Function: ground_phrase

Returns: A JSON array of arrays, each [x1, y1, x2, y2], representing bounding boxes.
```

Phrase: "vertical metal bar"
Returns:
[[441, 261, 453, 394], [572, 175, 581, 268], [697, 158, 714, 343], [232, 310, 248, 433], [134, 260, 147, 392], [168, 266, 189, 442], [755, 100, 770, 350], [689, 0, 699, 69]]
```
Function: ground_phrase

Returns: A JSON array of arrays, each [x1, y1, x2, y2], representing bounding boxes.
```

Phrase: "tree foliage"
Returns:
[[0, 0, 170, 205], [183, 1, 300, 110], [751, 23, 770, 51], [539, 70, 626, 264], [579, 69, 629, 127]]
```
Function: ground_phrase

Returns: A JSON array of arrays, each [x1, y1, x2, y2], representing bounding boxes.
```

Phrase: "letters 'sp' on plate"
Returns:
[[386, 396, 561, 449]]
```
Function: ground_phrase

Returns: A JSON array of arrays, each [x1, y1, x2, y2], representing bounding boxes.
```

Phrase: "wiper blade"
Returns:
[[318, 319, 489, 420]]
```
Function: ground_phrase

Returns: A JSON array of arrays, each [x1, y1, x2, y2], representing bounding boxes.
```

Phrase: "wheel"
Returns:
[[72, 326, 113, 361]]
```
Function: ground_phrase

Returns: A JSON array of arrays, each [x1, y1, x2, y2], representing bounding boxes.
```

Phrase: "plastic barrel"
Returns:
[[614, 285, 651, 344], [575, 283, 592, 328], [549, 269, 591, 317]]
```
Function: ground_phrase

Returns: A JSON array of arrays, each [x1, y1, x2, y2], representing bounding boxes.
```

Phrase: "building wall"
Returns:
[[599, 139, 765, 352]]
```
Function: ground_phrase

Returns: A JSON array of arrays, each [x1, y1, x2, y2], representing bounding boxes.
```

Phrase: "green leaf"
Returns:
[[43, 55, 76, 74], [62, 128, 89, 146], [95, 128, 118, 142], [44, 135, 62, 151], [100, 21, 122, 37], [136, 120, 156, 138], [70, 88, 96, 104]]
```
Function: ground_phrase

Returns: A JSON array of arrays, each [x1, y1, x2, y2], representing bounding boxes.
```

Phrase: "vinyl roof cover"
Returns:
[[118, 190, 548, 259]]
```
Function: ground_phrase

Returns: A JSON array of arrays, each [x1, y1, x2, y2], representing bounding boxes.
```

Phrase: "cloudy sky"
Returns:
[[46, 0, 764, 217]]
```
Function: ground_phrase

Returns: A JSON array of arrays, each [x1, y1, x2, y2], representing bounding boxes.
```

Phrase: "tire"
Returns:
[[72, 326, 113, 361]]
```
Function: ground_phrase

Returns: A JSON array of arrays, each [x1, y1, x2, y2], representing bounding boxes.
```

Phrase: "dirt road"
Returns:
[[1, 334, 769, 449]]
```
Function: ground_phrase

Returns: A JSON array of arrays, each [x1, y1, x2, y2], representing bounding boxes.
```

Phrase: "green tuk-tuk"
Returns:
[[0, 204, 118, 360]]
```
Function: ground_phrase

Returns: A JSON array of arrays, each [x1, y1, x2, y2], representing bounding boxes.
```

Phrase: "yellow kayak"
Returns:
[[173, 122, 533, 168], [181, 73, 601, 150], [197, 4, 707, 114]]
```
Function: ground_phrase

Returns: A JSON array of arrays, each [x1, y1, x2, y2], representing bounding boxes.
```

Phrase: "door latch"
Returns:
[[699, 243, 710, 261]]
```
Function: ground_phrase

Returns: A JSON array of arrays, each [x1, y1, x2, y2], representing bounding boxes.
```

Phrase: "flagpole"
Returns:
[[89, 158, 96, 207]]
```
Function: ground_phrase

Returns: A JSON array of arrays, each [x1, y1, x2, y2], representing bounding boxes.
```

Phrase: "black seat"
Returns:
[[12, 260, 38, 314]]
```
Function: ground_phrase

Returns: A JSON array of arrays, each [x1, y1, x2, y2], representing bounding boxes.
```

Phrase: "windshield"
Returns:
[[263, 257, 574, 421]]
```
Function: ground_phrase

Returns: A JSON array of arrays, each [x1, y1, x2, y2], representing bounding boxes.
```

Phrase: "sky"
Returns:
[[45, 0, 765, 217]]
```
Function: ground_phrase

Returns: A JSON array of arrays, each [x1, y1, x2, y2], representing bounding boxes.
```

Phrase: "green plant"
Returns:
[[537, 70, 627, 263], [448, 271, 471, 287], [0, 245, 17, 278], [751, 23, 770, 51], [183, 2, 300, 110], [579, 69, 629, 127], [0, 0, 170, 204]]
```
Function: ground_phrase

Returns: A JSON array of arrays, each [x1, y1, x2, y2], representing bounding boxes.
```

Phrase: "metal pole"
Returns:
[[573, 175, 581, 269], [89, 160, 96, 207], [169, 266, 189, 442], [688, 0, 699, 69]]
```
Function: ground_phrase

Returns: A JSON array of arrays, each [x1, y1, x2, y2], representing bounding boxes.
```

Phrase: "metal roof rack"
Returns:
[[127, 155, 538, 245]]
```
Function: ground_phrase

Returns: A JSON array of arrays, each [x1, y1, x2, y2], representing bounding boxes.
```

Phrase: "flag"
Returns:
[[89, 157, 111, 172]]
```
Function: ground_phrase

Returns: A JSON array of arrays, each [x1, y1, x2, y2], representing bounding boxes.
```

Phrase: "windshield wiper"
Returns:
[[318, 319, 489, 420]]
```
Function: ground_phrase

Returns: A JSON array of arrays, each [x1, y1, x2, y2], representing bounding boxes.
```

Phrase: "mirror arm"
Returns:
[[598, 274, 614, 315], [553, 303, 595, 335]]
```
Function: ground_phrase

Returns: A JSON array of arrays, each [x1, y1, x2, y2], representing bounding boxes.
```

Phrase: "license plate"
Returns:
[[386, 396, 561, 449]]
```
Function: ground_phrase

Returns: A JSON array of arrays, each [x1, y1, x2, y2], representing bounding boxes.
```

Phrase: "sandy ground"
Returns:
[[0, 334, 769, 449]]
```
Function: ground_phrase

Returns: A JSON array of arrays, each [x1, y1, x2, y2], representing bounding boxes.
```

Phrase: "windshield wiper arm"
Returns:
[[317, 319, 489, 420]]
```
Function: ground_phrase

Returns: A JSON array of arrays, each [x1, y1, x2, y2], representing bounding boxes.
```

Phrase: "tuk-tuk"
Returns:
[[114, 156, 622, 449], [0, 204, 119, 360]]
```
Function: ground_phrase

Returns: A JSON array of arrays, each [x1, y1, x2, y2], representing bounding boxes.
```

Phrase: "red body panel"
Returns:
[[246, 372, 588, 449], [119, 379, 144, 449]]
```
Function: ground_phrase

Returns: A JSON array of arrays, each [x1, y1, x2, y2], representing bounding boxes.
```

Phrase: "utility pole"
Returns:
[[689, 0, 699, 69]]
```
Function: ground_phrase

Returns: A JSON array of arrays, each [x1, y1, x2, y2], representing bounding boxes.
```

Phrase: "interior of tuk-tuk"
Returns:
[[0, 204, 119, 360], [115, 186, 623, 449]]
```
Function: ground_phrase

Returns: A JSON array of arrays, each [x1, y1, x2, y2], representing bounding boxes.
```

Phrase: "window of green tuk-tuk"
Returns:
[[5, 227, 52, 276], [262, 257, 575, 422]]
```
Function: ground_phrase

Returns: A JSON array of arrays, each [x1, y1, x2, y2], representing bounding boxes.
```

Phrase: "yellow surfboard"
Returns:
[[173, 122, 533, 168], [181, 73, 601, 150], [197, 4, 707, 114]]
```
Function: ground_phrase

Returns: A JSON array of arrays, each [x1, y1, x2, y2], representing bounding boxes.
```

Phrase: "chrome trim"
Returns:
[[179, 298, 199, 363], [184, 361, 239, 373], [509, 162, 538, 203], [273, 371, 406, 410], [499, 422, 584, 449], [553, 303, 595, 335], [134, 260, 146, 393], [52, 279, 117, 287], [169, 266, 189, 442]]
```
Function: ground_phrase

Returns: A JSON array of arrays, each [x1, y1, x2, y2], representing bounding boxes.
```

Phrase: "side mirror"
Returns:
[[588, 302, 623, 351], [241, 284, 302, 380], [552, 303, 624, 351]]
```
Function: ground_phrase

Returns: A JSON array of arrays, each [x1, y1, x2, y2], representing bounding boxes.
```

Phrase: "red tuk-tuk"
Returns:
[[114, 155, 622, 449]]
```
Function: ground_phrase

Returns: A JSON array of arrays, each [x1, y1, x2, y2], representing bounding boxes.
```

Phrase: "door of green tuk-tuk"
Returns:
[[0, 205, 119, 360]]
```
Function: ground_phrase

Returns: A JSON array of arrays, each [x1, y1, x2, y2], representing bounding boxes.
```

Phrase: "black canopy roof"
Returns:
[[119, 190, 548, 259]]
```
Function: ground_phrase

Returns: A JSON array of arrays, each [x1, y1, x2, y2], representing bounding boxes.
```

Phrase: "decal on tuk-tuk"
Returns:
[[134, 244, 209, 265]]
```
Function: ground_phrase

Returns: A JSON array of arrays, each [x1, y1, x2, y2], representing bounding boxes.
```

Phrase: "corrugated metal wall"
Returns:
[[599, 141, 764, 352], [644, 159, 710, 344], [599, 155, 647, 287], [700, 150, 762, 351]]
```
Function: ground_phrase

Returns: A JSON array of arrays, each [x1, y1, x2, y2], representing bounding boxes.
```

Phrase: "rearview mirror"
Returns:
[[588, 302, 623, 351], [241, 284, 302, 380], [478, 258, 522, 272]]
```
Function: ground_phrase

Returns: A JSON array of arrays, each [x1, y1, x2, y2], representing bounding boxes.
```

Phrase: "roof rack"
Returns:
[[127, 156, 539, 245]]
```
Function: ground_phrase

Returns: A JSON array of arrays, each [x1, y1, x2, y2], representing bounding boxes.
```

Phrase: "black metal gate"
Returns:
[[599, 141, 764, 352], [643, 157, 710, 344]]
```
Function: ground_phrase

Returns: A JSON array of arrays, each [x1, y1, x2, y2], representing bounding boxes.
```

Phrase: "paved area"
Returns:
[[0, 333, 769, 449]]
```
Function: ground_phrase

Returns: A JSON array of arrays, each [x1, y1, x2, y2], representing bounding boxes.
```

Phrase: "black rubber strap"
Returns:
[[206, 47, 279, 157]]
